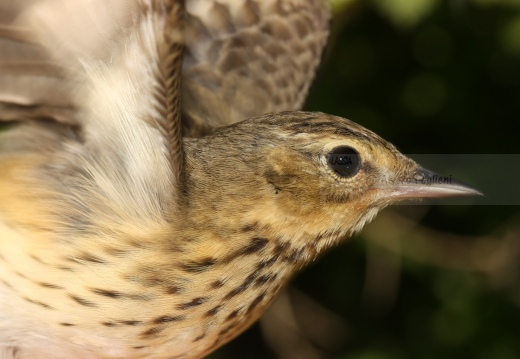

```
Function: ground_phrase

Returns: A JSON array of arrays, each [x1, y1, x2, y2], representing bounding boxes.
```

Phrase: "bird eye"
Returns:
[[327, 146, 361, 178]]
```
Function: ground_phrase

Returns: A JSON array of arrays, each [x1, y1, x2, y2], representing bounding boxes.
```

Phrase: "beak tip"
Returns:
[[467, 188, 484, 197]]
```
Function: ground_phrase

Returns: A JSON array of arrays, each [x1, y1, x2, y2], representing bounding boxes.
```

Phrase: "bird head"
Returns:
[[184, 111, 480, 259]]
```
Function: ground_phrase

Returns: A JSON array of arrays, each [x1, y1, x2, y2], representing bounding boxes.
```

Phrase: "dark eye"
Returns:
[[327, 146, 361, 178]]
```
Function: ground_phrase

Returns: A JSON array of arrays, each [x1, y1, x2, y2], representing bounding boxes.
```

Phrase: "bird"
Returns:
[[0, 0, 481, 358]]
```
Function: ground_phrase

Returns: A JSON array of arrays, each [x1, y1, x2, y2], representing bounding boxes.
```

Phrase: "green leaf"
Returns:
[[371, 0, 440, 28]]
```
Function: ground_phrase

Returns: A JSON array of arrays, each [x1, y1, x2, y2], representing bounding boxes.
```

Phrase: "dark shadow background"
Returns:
[[210, 1, 520, 358]]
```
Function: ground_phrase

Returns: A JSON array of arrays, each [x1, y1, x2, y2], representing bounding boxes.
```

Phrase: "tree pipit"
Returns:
[[0, 0, 480, 358]]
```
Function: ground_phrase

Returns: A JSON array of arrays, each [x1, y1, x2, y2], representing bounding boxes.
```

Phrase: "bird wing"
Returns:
[[182, 0, 331, 136], [0, 0, 331, 136], [0, 0, 75, 124], [0, 0, 330, 213], [0, 0, 185, 176], [0, 0, 186, 240]]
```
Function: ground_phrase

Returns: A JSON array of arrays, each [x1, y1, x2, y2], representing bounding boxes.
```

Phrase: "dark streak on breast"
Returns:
[[120, 320, 142, 326], [283, 247, 304, 264], [152, 315, 186, 324], [68, 294, 97, 307], [22, 296, 54, 309], [164, 285, 180, 295], [209, 280, 224, 289], [179, 257, 217, 273], [241, 222, 258, 232], [90, 288, 123, 298], [103, 246, 130, 257], [218, 323, 236, 337], [37, 282, 63, 289], [256, 256, 278, 270], [246, 291, 266, 315], [204, 305, 223, 318], [272, 240, 290, 257], [225, 309, 240, 322], [222, 237, 269, 264], [193, 333, 206, 342], [141, 326, 165, 338], [127, 266, 188, 291], [223, 271, 259, 301], [254, 274, 275, 287], [30, 255, 48, 265], [71, 252, 107, 264], [14, 271, 27, 279], [177, 296, 209, 310], [0, 279, 13, 289]]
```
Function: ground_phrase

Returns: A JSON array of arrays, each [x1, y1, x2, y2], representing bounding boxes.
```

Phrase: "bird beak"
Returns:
[[384, 167, 483, 199]]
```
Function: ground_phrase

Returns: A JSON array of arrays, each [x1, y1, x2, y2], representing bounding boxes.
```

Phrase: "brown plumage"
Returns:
[[0, 1, 479, 358]]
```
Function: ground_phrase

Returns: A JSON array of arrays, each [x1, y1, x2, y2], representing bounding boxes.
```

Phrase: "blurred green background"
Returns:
[[210, 0, 520, 358]]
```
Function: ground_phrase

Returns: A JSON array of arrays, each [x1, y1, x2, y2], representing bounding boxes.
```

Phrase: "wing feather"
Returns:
[[0, 24, 73, 122], [0, 0, 330, 138], [0, 0, 186, 236], [181, 0, 331, 136]]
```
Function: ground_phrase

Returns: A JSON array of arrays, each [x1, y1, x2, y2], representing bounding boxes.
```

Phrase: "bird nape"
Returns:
[[0, 1, 480, 359]]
